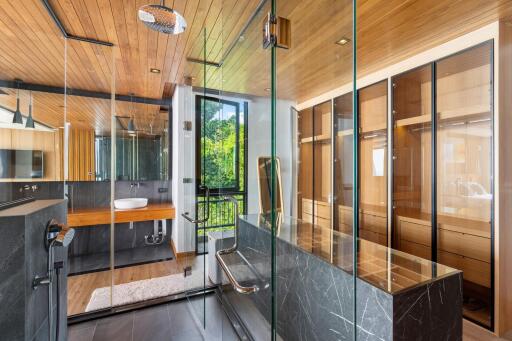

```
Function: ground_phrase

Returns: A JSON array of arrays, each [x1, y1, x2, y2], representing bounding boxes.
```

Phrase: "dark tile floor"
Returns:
[[68, 295, 239, 341]]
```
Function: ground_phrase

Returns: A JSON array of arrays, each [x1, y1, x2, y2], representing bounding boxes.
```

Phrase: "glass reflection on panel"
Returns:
[[436, 42, 493, 328], [392, 65, 432, 260]]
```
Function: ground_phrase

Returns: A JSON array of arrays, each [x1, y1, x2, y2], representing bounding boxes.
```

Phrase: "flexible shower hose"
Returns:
[[55, 266, 61, 341]]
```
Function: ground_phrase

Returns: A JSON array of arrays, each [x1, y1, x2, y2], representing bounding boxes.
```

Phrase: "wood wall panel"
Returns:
[[67, 128, 95, 181]]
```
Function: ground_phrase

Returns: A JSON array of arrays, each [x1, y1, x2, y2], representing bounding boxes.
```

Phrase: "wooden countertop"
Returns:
[[67, 203, 175, 227]]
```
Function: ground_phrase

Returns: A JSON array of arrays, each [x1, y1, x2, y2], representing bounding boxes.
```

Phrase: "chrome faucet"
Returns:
[[130, 182, 142, 197]]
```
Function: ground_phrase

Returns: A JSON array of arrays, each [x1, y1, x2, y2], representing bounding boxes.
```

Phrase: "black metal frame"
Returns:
[[0, 80, 170, 106], [195, 95, 242, 194], [40, 0, 113, 47], [194, 95, 249, 254]]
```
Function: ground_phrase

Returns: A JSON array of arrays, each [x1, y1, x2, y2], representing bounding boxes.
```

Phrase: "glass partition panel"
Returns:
[[276, 0, 356, 339], [392, 65, 433, 260], [65, 41, 114, 316], [436, 42, 493, 328], [216, 0, 274, 337]]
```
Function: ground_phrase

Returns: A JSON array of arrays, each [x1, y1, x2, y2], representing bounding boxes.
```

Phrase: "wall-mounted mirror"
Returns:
[[0, 88, 64, 182], [113, 101, 169, 181], [64, 96, 170, 182]]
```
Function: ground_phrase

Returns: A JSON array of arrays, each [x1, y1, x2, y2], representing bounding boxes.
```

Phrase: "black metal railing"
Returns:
[[195, 192, 245, 254]]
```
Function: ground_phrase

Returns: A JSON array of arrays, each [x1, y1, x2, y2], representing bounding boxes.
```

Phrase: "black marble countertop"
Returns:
[[0, 199, 65, 217], [240, 214, 460, 295]]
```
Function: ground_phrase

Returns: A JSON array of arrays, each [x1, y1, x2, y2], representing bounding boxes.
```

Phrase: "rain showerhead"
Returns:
[[138, 2, 187, 35]]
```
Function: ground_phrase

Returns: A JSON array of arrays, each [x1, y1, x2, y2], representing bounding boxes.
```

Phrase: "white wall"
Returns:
[[171, 85, 196, 253], [246, 97, 297, 217]]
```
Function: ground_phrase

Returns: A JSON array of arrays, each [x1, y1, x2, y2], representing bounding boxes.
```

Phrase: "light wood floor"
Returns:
[[67, 254, 203, 316], [464, 320, 512, 340]]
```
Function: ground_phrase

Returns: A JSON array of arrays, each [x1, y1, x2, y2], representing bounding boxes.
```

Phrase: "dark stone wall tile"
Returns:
[[0, 216, 25, 341], [0, 181, 64, 204], [0, 200, 67, 341]]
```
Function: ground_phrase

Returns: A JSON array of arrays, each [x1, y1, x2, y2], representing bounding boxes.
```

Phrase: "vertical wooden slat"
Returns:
[[67, 128, 95, 181]]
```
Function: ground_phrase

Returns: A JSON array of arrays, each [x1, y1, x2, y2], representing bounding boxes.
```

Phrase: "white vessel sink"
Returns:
[[114, 198, 148, 210]]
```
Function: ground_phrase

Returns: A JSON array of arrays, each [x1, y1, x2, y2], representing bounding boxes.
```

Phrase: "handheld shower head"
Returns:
[[45, 219, 75, 249], [54, 225, 75, 248]]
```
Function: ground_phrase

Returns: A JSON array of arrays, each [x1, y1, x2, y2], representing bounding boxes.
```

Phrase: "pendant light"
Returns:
[[25, 91, 35, 129], [127, 118, 136, 133], [12, 87, 23, 125]]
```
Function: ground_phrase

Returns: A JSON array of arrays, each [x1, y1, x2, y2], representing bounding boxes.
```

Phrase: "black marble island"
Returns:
[[219, 215, 462, 341]]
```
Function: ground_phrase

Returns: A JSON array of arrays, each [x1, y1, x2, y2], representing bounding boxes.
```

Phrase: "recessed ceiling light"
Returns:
[[336, 37, 351, 46], [150, 68, 161, 74]]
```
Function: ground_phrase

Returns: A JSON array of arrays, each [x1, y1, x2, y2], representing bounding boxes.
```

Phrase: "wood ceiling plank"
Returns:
[[162, 0, 203, 88]]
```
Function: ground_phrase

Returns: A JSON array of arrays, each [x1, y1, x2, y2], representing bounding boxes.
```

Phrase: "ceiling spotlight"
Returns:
[[150, 68, 161, 74], [12, 88, 23, 125], [25, 91, 35, 129], [336, 37, 351, 46]]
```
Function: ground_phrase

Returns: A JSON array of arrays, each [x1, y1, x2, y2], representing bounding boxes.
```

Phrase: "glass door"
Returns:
[[358, 81, 388, 247], [435, 42, 493, 328], [214, 1, 275, 339], [392, 65, 433, 260]]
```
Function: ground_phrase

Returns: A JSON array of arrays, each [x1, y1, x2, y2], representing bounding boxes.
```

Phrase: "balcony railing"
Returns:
[[195, 192, 245, 254]]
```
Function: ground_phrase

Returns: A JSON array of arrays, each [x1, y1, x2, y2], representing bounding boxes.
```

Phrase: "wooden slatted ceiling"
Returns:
[[0, 0, 257, 98], [196, 0, 512, 103], [0, 0, 511, 125], [0, 88, 163, 134]]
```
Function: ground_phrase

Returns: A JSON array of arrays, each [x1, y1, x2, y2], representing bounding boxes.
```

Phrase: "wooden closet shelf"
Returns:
[[300, 134, 331, 143], [361, 123, 387, 134], [438, 106, 491, 122], [337, 129, 353, 137], [395, 114, 431, 127]]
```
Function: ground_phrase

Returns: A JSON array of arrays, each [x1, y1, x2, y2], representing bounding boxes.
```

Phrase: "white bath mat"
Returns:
[[85, 269, 205, 312]]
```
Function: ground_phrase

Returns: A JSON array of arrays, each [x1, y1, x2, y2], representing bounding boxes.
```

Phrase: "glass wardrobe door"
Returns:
[[334, 92, 353, 233], [313, 100, 333, 259], [392, 65, 433, 260], [358, 80, 388, 246], [436, 42, 493, 328]]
